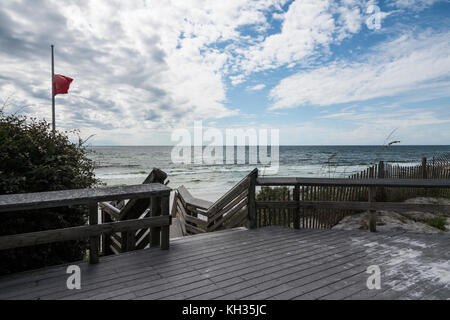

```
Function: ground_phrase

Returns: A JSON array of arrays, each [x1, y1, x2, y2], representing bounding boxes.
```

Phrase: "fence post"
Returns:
[[377, 161, 387, 201], [248, 169, 258, 229], [160, 195, 170, 250], [150, 196, 161, 247], [422, 157, 427, 179], [89, 202, 99, 264], [293, 185, 300, 229], [368, 187, 376, 232]]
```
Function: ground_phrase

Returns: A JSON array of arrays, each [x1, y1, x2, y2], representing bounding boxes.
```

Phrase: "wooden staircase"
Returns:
[[173, 169, 257, 235]]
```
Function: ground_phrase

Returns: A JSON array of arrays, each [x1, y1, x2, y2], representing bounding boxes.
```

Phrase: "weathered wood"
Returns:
[[207, 198, 248, 232], [255, 200, 450, 213], [0, 183, 171, 213], [175, 198, 188, 236], [177, 186, 213, 211], [0, 216, 170, 251], [206, 173, 252, 217], [256, 177, 450, 188], [293, 186, 300, 229], [98, 202, 120, 220], [160, 195, 170, 250], [89, 203, 99, 264], [150, 196, 161, 247], [368, 187, 376, 233], [422, 157, 428, 179], [208, 190, 248, 225], [248, 169, 257, 229]]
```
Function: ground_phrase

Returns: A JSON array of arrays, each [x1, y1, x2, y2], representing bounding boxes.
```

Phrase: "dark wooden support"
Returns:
[[125, 230, 135, 251], [422, 157, 427, 179], [150, 196, 161, 247], [248, 169, 257, 229], [377, 161, 386, 201], [293, 186, 300, 229], [368, 187, 376, 232], [160, 195, 170, 250], [89, 203, 99, 264], [101, 208, 113, 255]]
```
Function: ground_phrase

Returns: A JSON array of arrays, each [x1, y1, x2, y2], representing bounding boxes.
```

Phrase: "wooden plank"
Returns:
[[208, 190, 248, 224], [206, 170, 254, 217], [177, 186, 213, 210], [150, 196, 161, 247], [256, 177, 450, 188], [0, 216, 170, 250], [207, 198, 248, 232], [255, 200, 450, 213], [248, 169, 257, 229], [0, 184, 171, 213], [368, 187, 376, 233], [89, 203, 99, 264], [98, 202, 120, 220], [160, 195, 170, 250]]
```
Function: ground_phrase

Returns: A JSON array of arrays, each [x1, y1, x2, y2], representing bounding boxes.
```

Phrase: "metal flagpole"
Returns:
[[51, 44, 55, 133]]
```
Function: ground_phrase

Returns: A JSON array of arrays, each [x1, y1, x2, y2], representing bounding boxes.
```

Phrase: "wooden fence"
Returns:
[[250, 174, 450, 231], [0, 182, 171, 264]]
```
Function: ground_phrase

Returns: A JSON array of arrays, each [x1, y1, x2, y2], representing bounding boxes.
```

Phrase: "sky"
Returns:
[[0, 0, 449, 146]]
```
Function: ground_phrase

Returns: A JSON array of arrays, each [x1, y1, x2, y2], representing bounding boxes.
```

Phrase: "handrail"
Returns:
[[256, 177, 450, 188], [253, 174, 450, 232], [0, 183, 171, 264], [0, 183, 170, 213]]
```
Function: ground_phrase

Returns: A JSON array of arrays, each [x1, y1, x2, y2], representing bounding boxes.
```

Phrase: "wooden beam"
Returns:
[[255, 200, 450, 214], [0, 184, 171, 213], [89, 203, 99, 264], [256, 177, 450, 188], [248, 169, 257, 229], [160, 195, 170, 250], [0, 216, 170, 251]]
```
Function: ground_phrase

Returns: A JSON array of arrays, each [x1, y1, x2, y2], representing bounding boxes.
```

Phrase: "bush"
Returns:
[[0, 111, 100, 275], [426, 216, 447, 231]]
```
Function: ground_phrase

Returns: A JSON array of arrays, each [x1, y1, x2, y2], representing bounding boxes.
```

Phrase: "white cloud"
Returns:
[[0, 0, 286, 136], [247, 84, 266, 91], [388, 0, 441, 11], [269, 32, 450, 109]]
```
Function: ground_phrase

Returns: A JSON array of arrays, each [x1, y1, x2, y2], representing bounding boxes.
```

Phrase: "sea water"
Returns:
[[88, 145, 450, 201]]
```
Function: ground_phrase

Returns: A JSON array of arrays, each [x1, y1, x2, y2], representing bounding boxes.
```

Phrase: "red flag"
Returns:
[[53, 74, 73, 96]]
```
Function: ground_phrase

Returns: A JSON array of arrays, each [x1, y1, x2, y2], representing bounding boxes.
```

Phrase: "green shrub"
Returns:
[[426, 216, 447, 231], [0, 111, 100, 275]]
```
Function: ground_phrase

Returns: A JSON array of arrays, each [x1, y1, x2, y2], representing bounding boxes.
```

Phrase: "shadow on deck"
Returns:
[[0, 227, 448, 300]]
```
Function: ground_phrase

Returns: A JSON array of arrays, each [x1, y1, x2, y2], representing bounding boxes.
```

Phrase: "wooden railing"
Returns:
[[173, 169, 255, 234], [0, 183, 171, 264], [249, 169, 450, 232], [98, 168, 169, 254]]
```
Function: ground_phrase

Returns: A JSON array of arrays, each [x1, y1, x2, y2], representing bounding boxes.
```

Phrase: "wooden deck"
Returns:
[[0, 227, 448, 300]]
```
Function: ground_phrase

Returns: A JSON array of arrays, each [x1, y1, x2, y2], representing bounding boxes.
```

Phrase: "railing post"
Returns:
[[368, 187, 376, 232], [160, 195, 170, 250], [248, 169, 258, 229], [101, 208, 112, 255], [293, 185, 300, 229], [150, 196, 161, 247], [422, 157, 427, 179], [89, 202, 99, 264]]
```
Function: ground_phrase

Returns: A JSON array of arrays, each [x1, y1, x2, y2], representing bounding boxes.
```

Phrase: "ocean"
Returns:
[[87, 145, 450, 201]]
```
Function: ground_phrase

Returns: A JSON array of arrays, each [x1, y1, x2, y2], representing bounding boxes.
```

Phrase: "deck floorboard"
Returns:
[[0, 227, 448, 300]]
